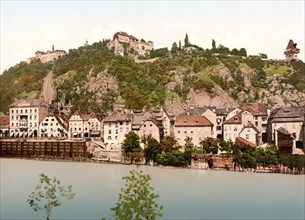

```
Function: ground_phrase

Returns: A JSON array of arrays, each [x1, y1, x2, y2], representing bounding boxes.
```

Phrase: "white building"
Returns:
[[68, 111, 85, 138], [9, 99, 48, 138], [174, 114, 213, 147], [40, 112, 68, 138], [103, 109, 132, 149]]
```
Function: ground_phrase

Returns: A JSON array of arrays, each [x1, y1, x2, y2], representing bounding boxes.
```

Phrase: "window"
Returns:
[[178, 130, 180, 133], [184, 131, 187, 134], [21, 109, 23, 113], [51, 118, 54, 121], [11, 110, 14, 114], [30, 109, 32, 113], [255, 122, 258, 127], [11, 123, 14, 127], [46, 119, 49, 121], [34, 109, 37, 113], [11, 116, 14, 120], [16, 110, 18, 113], [109, 130, 111, 134], [79, 128, 81, 131], [246, 134, 249, 139], [144, 124, 146, 127], [150, 124, 153, 127], [191, 131, 193, 133], [108, 136, 112, 140], [25, 109, 27, 113], [120, 127, 123, 132], [30, 115, 32, 120]]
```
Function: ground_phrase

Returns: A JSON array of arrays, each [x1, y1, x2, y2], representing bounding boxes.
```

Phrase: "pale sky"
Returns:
[[1, 1, 304, 74]]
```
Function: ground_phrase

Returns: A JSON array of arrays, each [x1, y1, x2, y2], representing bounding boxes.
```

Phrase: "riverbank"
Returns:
[[1, 155, 304, 175]]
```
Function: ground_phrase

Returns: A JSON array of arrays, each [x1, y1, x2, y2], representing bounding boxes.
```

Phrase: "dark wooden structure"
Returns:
[[0, 140, 87, 160]]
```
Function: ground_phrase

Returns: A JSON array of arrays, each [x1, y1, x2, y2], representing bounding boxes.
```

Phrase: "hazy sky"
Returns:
[[1, 1, 304, 74]]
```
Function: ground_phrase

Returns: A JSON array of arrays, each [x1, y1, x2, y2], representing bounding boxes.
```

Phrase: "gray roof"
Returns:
[[269, 106, 305, 123]]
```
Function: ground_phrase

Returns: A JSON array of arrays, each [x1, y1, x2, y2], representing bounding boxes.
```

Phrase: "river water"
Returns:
[[0, 158, 304, 220]]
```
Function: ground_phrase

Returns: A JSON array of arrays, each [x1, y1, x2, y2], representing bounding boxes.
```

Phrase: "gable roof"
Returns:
[[284, 39, 300, 53], [268, 106, 305, 123], [104, 109, 132, 122], [223, 112, 243, 125], [239, 122, 260, 134], [179, 107, 208, 116], [239, 103, 268, 116], [235, 137, 256, 148], [175, 115, 213, 127]]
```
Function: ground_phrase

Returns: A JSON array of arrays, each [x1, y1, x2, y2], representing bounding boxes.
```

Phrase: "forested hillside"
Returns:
[[1, 37, 305, 115]]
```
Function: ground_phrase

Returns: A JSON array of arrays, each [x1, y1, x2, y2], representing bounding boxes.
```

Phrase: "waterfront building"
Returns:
[[240, 103, 269, 142], [0, 115, 10, 138], [9, 99, 48, 138], [174, 107, 213, 146], [223, 110, 260, 147], [103, 109, 132, 149], [40, 111, 68, 138], [267, 106, 305, 153], [68, 111, 85, 138], [84, 112, 103, 138]]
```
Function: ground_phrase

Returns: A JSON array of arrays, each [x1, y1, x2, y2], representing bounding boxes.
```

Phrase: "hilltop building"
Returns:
[[284, 39, 300, 61], [27, 45, 66, 64], [107, 31, 154, 56]]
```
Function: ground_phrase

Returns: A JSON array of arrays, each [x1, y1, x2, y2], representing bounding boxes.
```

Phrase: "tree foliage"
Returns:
[[122, 132, 142, 154], [27, 173, 75, 220], [111, 168, 163, 220]]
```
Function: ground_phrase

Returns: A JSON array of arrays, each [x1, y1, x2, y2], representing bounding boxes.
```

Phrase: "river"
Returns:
[[0, 158, 304, 220]]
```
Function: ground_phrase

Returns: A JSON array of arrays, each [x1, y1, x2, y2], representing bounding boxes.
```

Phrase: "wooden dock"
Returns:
[[0, 140, 87, 160]]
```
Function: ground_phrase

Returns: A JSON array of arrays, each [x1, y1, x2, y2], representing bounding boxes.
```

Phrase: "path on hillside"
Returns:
[[42, 71, 55, 104]]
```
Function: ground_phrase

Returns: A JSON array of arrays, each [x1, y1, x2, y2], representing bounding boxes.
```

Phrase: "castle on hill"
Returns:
[[107, 31, 154, 56], [26, 45, 66, 64]]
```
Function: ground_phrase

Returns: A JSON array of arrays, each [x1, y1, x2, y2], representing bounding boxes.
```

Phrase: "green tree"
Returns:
[[219, 140, 234, 153], [27, 173, 75, 220], [199, 137, 219, 154], [184, 33, 189, 46], [143, 135, 162, 163], [161, 136, 179, 151], [111, 168, 163, 220], [171, 42, 179, 53], [212, 39, 216, 49], [183, 137, 194, 165], [122, 131, 142, 154]]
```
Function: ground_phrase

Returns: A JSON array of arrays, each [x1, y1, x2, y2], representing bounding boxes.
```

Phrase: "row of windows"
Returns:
[[11, 115, 37, 120], [11, 122, 37, 127], [11, 109, 37, 114]]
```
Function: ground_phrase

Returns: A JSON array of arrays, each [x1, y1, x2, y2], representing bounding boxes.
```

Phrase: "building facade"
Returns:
[[9, 99, 48, 138]]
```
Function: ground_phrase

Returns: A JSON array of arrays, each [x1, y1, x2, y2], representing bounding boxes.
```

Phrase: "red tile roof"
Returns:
[[235, 137, 256, 148], [240, 103, 268, 116], [175, 115, 213, 127]]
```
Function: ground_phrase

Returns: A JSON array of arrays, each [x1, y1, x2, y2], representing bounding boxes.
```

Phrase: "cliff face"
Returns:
[[1, 40, 305, 115]]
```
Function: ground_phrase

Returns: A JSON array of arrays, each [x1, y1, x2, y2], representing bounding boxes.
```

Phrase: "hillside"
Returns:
[[1, 38, 305, 115]]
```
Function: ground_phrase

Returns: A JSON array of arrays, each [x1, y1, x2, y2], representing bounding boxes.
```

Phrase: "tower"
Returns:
[[284, 39, 300, 61]]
